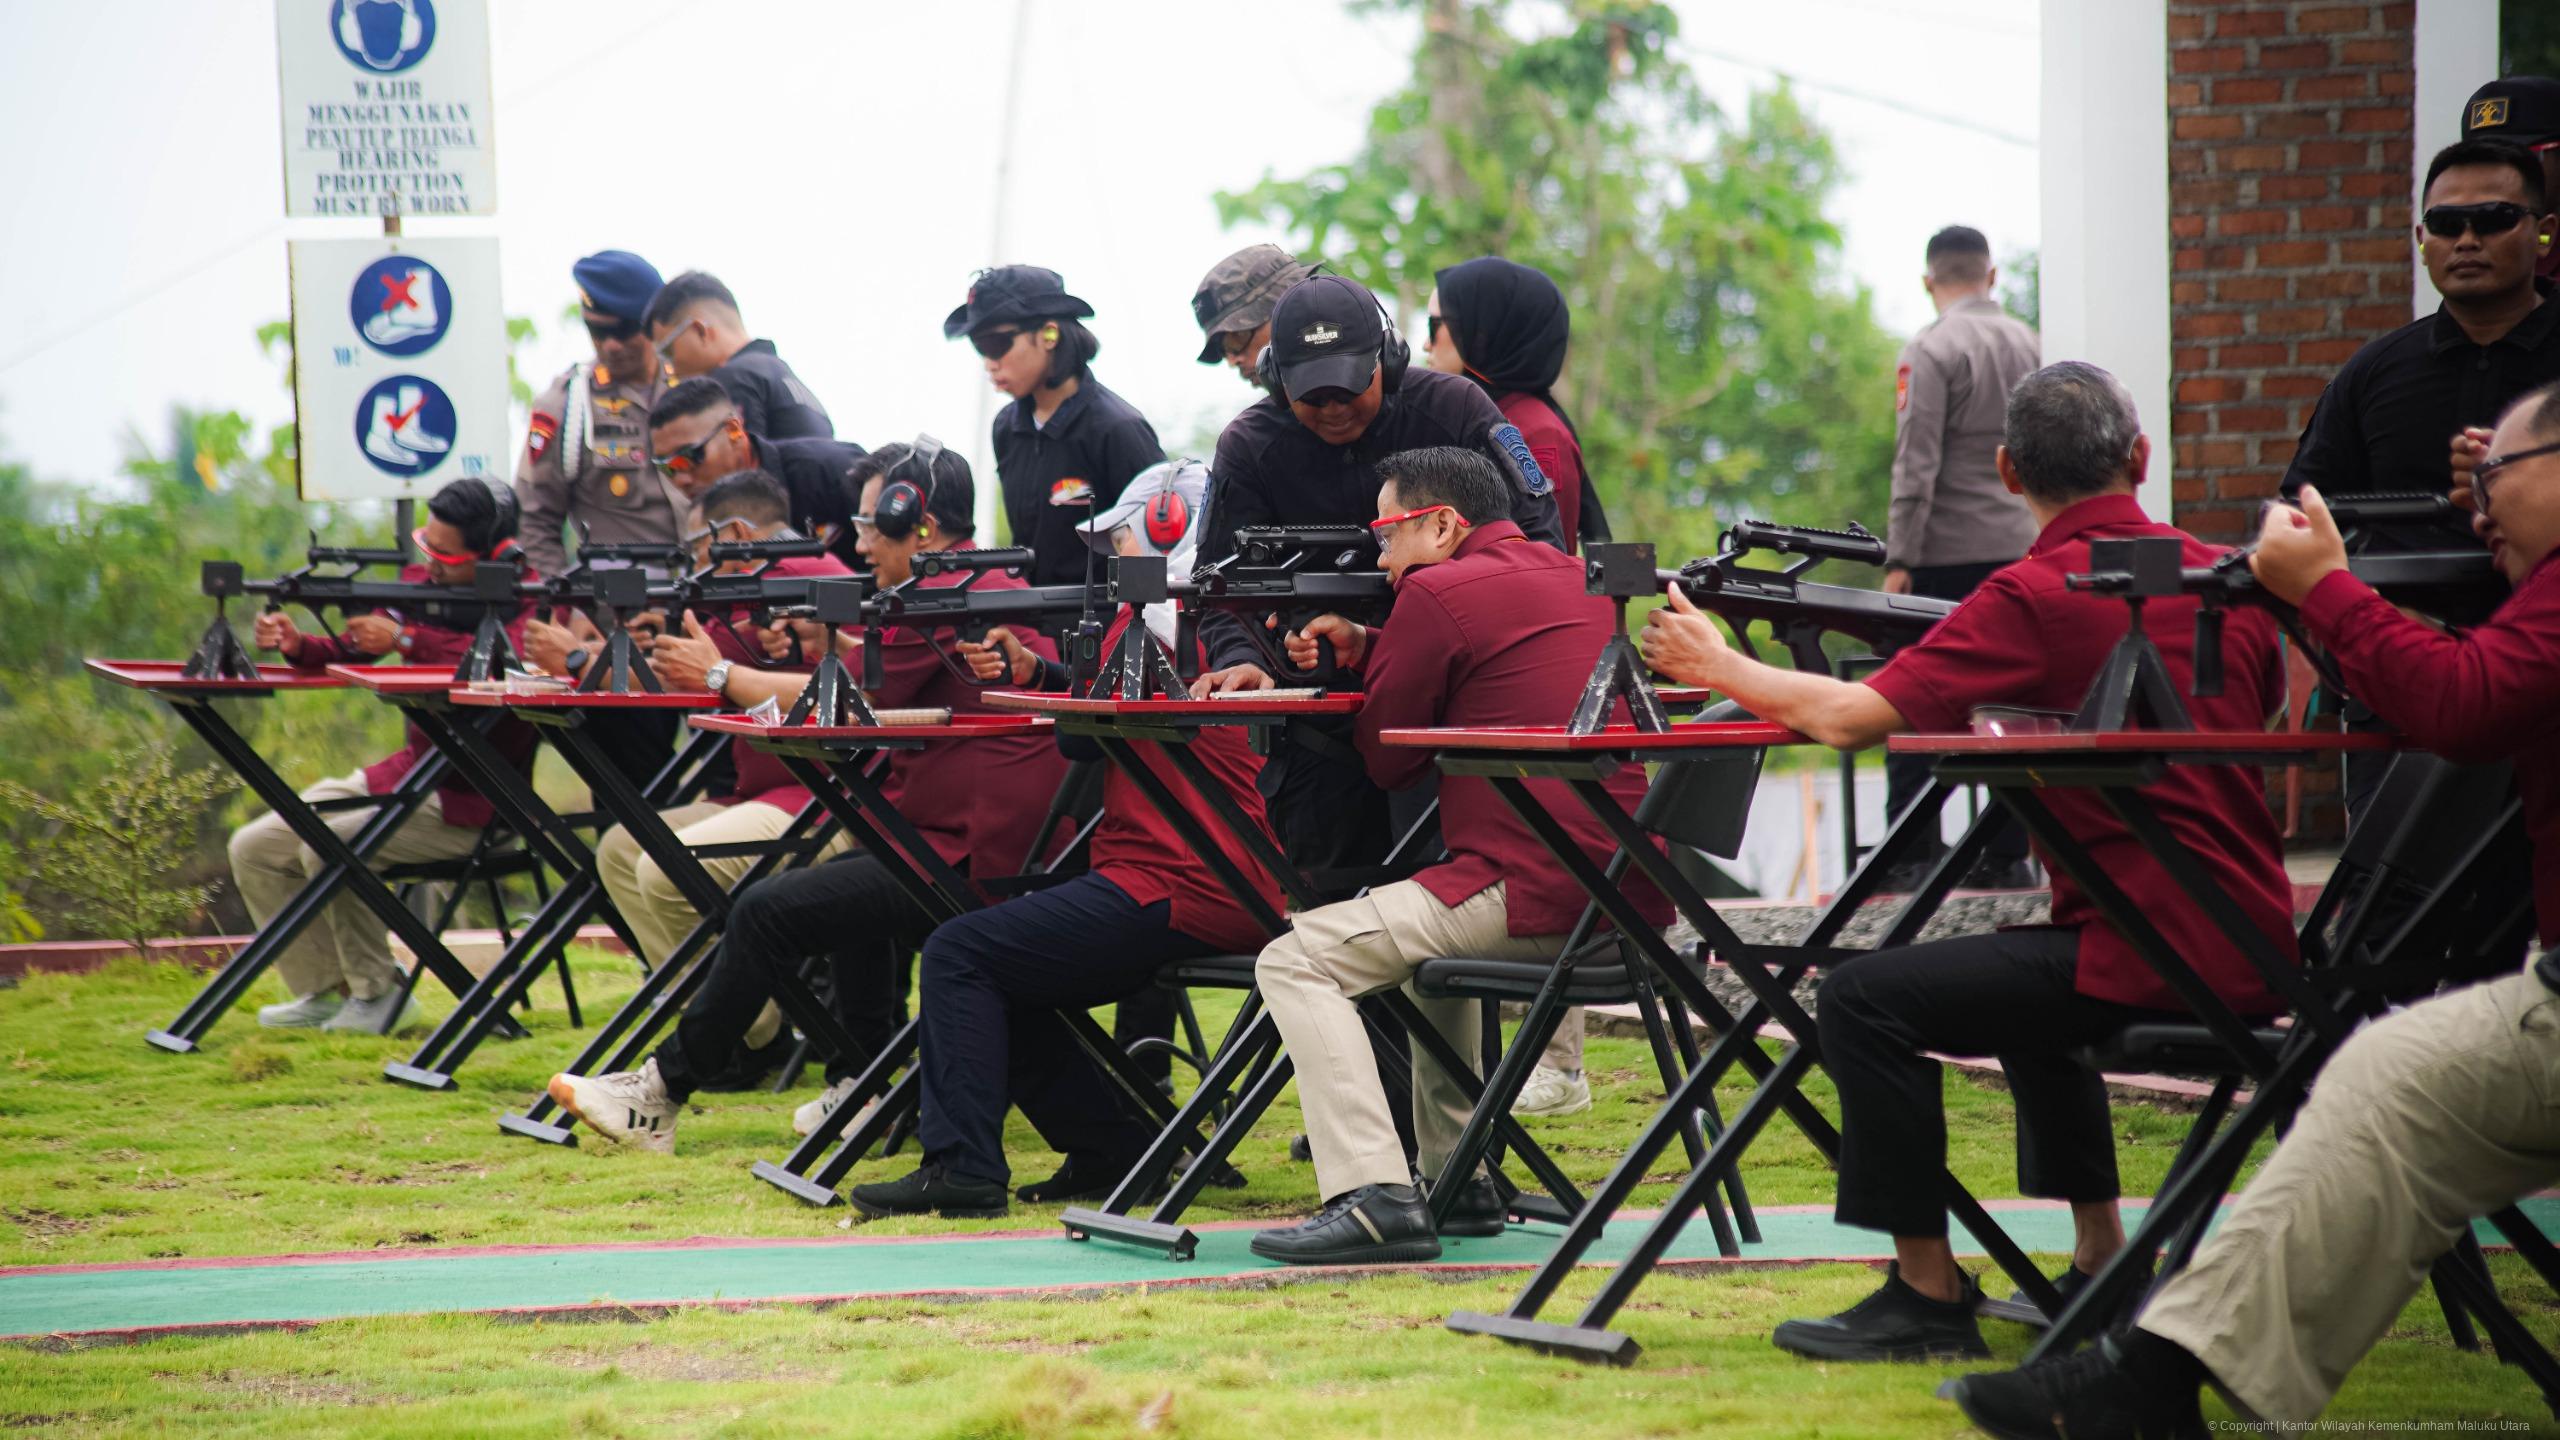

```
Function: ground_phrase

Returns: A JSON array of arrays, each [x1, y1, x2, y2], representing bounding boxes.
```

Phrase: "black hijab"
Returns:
[[1435, 256, 1571, 401]]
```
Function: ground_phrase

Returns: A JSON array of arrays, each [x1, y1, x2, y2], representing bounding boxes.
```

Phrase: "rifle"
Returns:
[[1175, 525, 1395, 685], [1661, 519, 1955, 674], [184, 534, 526, 682], [760, 549, 1101, 717]]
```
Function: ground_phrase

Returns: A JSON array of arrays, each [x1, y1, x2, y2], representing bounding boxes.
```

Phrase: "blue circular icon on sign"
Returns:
[[356, 375, 457, 478], [333, 0, 436, 74], [350, 255, 451, 357]]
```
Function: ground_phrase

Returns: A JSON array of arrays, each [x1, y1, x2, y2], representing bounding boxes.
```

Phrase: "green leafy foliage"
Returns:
[[0, 744, 236, 959], [1216, 0, 1903, 565]]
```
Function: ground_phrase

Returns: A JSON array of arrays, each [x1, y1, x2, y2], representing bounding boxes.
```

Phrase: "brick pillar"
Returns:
[[2165, 1, 2414, 841]]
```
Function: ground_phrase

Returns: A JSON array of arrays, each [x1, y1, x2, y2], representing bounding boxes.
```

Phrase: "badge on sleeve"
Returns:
[[1048, 477, 1094, 507], [1895, 364, 1912, 412], [1488, 422, 1551, 496], [527, 412, 558, 460]]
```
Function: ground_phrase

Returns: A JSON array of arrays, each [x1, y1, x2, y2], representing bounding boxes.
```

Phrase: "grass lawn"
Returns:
[[4, 952, 2558, 1436]]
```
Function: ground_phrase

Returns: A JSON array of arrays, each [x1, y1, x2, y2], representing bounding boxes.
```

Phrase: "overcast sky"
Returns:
[[0, 0, 2038, 504]]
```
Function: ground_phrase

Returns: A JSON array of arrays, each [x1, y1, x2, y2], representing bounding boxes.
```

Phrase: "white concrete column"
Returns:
[[2040, 0, 2175, 522], [2412, 1, 2503, 318]]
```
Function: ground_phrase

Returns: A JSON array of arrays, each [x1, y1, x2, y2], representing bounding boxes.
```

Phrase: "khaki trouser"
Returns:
[[594, 799, 849, 970], [2139, 969, 2560, 1422], [1541, 1007, 1585, 1072], [1256, 880, 1565, 1200], [227, 769, 484, 1002]]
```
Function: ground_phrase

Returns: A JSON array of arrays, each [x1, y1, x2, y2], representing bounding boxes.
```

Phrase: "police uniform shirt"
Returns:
[[514, 360, 685, 578], [748, 432, 870, 568], [2282, 282, 2560, 549], [711, 339, 834, 440], [1196, 365, 1567, 672], [1886, 295, 2041, 570], [990, 378, 1166, 587]]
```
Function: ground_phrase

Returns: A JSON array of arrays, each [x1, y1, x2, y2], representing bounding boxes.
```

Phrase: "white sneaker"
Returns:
[[549, 1059, 679, 1153], [257, 992, 345, 1029], [1512, 1065, 1592, 1118], [792, 1076, 881, 1138], [319, 989, 422, 1034]]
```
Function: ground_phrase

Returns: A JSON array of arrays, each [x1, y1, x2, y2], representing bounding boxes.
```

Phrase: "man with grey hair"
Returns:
[[1642, 360, 2300, 1364]]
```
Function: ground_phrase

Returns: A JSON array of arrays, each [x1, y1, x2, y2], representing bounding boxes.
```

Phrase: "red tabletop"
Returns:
[[690, 713, 1052, 742], [1656, 686, 1715, 706], [982, 690, 1364, 718], [325, 664, 459, 696], [1889, 730, 2402, 756], [1378, 721, 1807, 752], [85, 659, 348, 693], [451, 686, 725, 711]]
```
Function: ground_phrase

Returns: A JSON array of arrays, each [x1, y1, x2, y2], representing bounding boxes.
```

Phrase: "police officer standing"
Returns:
[[1193, 244, 1314, 391], [1878, 226, 2039, 888], [515, 251, 685, 579]]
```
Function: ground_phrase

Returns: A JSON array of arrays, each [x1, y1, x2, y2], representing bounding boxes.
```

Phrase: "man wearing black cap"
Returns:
[[642, 379, 869, 569], [945, 265, 1166, 587], [515, 250, 685, 580], [2463, 76, 2560, 282], [644, 271, 835, 441], [1193, 244, 1314, 391]]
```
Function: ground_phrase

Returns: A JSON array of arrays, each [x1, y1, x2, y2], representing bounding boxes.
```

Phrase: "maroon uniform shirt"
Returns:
[[1352, 520, 1669, 937], [705, 552, 850, 812], [868, 544, 1069, 882], [287, 561, 538, 829], [1084, 608, 1283, 955], [2301, 549, 2560, 944], [1864, 493, 2299, 1015], [1496, 391, 1584, 554]]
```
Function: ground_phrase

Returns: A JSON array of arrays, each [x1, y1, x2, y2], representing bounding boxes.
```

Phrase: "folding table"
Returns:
[[88, 659, 492, 1053], [456, 688, 838, 1145]]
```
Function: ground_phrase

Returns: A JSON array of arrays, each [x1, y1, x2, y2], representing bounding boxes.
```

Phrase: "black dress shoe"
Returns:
[[1770, 1262, 1989, 1362], [1435, 1175, 1507, 1238], [1249, 1183, 1443, 1265], [849, 1163, 1010, 1220], [1017, 1153, 1154, 1204], [1946, 1334, 2207, 1440]]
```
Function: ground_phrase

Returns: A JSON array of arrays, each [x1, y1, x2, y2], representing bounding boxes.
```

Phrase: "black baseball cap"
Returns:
[[941, 265, 1094, 340], [2462, 77, 2560, 148], [1268, 275, 1384, 397]]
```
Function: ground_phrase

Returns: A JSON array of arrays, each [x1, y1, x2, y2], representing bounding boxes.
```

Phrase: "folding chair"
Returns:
[[384, 826, 577, 1029]]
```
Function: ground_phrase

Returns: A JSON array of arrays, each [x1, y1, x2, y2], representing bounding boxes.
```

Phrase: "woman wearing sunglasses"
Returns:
[[1424, 256, 1604, 554], [943, 265, 1166, 587]]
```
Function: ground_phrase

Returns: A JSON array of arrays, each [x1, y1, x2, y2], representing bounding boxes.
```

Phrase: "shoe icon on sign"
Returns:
[[350, 256, 451, 357], [356, 376, 456, 477]]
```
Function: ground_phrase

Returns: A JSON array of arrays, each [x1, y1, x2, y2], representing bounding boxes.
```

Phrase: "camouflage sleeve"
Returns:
[[514, 371, 574, 578]]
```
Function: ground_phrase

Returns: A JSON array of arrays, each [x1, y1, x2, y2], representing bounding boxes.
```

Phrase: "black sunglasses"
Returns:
[[2475, 438, 2560, 509], [969, 327, 1024, 361], [1426, 314, 1445, 344], [585, 315, 641, 344], [2421, 202, 2533, 240]]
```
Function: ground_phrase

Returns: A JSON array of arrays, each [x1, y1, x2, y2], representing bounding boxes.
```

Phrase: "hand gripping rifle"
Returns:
[[1173, 525, 1396, 689], [1659, 519, 1956, 668], [185, 534, 526, 682], [762, 549, 1097, 719]]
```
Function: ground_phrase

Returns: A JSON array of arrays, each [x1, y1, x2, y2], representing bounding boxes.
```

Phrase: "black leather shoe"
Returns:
[[849, 1163, 1009, 1220], [1435, 1175, 1507, 1238], [1017, 1153, 1152, 1205], [1249, 1183, 1443, 1265], [1946, 1334, 2207, 1440], [1771, 1262, 1989, 1362]]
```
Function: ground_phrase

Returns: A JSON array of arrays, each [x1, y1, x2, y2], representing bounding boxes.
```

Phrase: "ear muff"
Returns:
[[1256, 344, 1284, 402], [400, 0, 424, 51], [485, 536, 522, 562], [338, 0, 364, 50], [872, 479, 928, 541], [338, 0, 425, 64], [1375, 298, 1409, 396], [1143, 490, 1191, 552]]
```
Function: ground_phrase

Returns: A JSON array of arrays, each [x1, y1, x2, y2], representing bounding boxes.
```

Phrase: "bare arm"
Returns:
[[1640, 587, 1907, 749]]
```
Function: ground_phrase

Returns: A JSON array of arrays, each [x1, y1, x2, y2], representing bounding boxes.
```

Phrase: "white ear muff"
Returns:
[[398, 0, 423, 53], [338, 0, 365, 51]]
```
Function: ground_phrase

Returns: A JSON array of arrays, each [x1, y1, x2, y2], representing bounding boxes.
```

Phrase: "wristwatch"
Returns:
[[562, 646, 591, 679], [703, 659, 733, 697]]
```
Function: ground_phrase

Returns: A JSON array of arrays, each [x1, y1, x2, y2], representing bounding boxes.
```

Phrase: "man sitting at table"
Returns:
[[232, 477, 539, 1036], [843, 481, 1285, 1218], [1237, 445, 1667, 1265], [1946, 380, 2560, 1437], [1640, 361, 2298, 1362], [549, 447, 1066, 1151]]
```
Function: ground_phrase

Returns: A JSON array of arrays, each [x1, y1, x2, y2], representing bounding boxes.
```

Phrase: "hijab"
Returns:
[[1435, 256, 1572, 400]]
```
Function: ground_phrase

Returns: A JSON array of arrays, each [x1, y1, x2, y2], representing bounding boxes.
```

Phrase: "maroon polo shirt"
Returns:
[[1864, 493, 2299, 1015], [1495, 391, 1585, 554], [288, 561, 539, 829], [1086, 608, 1283, 954], [1352, 520, 1670, 937], [865, 543, 1070, 880], [2301, 548, 2560, 944], [706, 553, 849, 812]]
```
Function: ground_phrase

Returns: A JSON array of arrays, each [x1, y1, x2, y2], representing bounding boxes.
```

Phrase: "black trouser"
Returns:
[[1818, 926, 2180, 1237], [1880, 561, 2030, 867], [582, 708, 680, 791], [653, 853, 929, 1104], [915, 873, 1220, 1186]]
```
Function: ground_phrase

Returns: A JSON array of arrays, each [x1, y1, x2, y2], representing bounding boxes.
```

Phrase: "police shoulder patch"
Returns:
[[527, 412, 558, 460], [1489, 422, 1551, 496], [1896, 363, 1912, 412]]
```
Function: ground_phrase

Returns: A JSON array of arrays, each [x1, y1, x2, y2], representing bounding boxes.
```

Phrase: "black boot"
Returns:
[[1249, 1183, 1442, 1265], [1434, 1175, 1507, 1238], [848, 1163, 1009, 1220], [1946, 1332, 2207, 1440], [1771, 1261, 1989, 1362]]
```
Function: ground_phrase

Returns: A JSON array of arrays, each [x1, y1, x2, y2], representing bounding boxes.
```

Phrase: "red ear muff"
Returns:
[[1143, 491, 1190, 551]]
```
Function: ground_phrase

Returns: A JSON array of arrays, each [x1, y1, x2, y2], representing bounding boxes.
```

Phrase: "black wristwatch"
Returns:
[[563, 646, 591, 679]]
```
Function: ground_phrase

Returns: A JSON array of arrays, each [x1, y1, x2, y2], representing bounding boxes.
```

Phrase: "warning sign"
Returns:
[[290, 236, 508, 501], [276, 0, 496, 218]]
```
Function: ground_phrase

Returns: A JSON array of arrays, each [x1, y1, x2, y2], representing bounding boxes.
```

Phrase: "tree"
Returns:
[[1215, 0, 1902, 563], [0, 745, 237, 960]]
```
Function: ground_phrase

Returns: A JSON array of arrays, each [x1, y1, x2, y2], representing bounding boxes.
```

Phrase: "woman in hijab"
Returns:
[[1424, 256, 1602, 552]]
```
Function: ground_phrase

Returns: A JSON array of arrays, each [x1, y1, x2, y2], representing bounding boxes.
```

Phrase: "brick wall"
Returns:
[[2164, 0, 2415, 840]]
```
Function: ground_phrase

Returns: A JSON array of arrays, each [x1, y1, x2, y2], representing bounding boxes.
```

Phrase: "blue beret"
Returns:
[[572, 250, 664, 325]]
